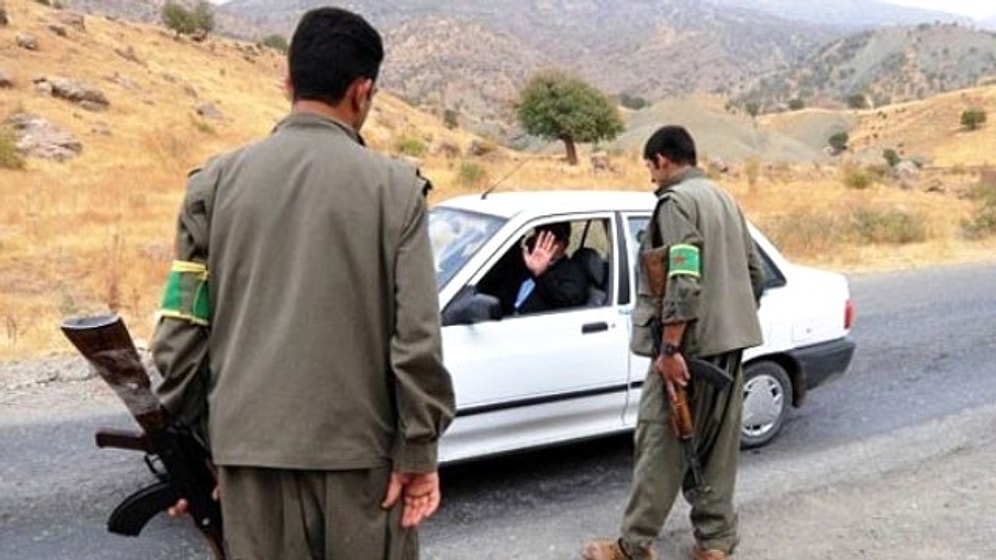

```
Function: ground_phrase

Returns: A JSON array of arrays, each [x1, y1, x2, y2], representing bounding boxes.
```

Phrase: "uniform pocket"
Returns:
[[629, 297, 659, 358]]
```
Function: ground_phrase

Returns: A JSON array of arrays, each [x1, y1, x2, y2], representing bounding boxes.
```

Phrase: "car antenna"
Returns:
[[481, 157, 530, 200]]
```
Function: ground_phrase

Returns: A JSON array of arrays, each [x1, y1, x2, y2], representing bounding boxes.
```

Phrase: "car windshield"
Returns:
[[429, 207, 505, 289]]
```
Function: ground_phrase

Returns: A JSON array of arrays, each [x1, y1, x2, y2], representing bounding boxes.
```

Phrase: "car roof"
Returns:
[[434, 190, 657, 219]]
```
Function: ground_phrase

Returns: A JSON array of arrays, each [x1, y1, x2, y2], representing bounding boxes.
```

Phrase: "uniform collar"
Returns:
[[272, 111, 367, 146], [654, 167, 705, 196]]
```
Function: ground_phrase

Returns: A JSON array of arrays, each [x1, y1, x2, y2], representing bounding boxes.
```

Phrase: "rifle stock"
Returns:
[[61, 314, 225, 559]]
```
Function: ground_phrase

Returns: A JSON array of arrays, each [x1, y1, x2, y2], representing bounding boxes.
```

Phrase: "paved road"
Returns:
[[2, 262, 994, 559]]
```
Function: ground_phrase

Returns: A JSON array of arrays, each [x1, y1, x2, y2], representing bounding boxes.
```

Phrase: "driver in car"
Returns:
[[513, 222, 589, 314]]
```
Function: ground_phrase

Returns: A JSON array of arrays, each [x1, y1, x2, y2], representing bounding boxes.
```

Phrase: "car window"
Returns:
[[757, 246, 787, 289], [626, 215, 786, 290], [429, 207, 505, 290], [474, 217, 613, 317]]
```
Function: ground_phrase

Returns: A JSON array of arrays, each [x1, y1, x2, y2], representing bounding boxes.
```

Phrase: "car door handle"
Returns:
[[582, 322, 609, 334]]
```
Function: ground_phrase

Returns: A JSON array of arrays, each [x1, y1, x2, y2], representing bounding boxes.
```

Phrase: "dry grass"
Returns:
[[1, 1, 995, 360]]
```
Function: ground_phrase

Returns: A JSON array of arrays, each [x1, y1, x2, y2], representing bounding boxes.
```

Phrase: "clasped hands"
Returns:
[[167, 470, 441, 529]]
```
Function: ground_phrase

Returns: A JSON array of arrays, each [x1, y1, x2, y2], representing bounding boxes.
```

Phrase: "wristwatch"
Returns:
[[662, 342, 681, 356]]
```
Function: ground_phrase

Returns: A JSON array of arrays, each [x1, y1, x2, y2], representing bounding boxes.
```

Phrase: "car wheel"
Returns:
[[740, 361, 792, 449]]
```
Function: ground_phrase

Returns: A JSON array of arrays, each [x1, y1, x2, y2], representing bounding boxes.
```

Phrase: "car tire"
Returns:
[[740, 361, 792, 449]]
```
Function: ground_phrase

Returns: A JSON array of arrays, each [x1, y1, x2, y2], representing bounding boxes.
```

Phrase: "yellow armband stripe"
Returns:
[[159, 260, 211, 325], [668, 244, 700, 278]]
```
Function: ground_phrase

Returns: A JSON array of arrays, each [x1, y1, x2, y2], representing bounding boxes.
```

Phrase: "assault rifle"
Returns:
[[60, 314, 225, 559], [641, 246, 732, 501]]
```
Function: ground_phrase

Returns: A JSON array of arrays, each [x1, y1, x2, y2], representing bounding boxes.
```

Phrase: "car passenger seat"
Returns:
[[572, 247, 608, 306]]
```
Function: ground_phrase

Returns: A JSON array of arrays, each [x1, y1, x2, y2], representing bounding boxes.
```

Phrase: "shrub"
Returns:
[[846, 94, 868, 109], [259, 34, 289, 53], [162, 1, 213, 36], [851, 208, 927, 244], [0, 128, 25, 170], [828, 132, 849, 154], [618, 92, 649, 110], [788, 98, 805, 111], [395, 135, 427, 157], [961, 108, 987, 131], [882, 148, 900, 167], [443, 108, 459, 130], [455, 161, 487, 188], [962, 176, 996, 239], [744, 158, 761, 192], [841, 165, 873, 190]]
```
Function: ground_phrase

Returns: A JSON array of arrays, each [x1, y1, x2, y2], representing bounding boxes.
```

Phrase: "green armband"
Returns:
[[159, 260, 211, 325], [668, 244, 701, 278]]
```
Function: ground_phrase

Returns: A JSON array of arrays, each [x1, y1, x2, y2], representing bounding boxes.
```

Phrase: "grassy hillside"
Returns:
[[1, 1, 995, 362]]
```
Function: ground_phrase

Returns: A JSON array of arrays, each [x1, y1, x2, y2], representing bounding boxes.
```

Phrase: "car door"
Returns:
[[438, 213, 631, 462], [621, 213, 653, 426]]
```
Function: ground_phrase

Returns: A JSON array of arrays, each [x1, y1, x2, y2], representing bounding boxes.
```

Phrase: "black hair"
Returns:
[[642, 125, 697, 166], [537, 222, 571, 244], [288, 7, 384, 105]]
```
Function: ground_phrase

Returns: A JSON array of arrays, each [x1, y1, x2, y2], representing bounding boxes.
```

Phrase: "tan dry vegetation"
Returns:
[[1, 2, 995, 361]]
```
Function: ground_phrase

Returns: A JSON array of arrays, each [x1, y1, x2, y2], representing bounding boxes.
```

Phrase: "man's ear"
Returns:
[[283, 75, 294, 102], [349, 78, 375, 112]]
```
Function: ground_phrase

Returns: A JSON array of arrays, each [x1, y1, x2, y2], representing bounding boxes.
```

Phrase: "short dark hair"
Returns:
[[643, 125, 697, 166], [288, 7, 384, 105], [537, 222, 571, 244]]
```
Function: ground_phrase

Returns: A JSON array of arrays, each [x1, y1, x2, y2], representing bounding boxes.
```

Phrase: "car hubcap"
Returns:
[[742, 373, 785, 437]]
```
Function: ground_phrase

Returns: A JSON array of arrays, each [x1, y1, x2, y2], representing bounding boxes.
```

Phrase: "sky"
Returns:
[[882, 0, 996, 20]]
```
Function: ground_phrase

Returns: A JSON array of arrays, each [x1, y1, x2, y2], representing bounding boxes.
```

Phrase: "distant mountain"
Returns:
[[61, 0, 262, 37], [735, 23, 996, 111], [708, 0, 972, 27], [221, 0, 844, 139]]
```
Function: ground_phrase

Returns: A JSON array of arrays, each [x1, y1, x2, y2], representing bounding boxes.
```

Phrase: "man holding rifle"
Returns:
[[151, 6, 454, 559], [583, 126, 764, 560]]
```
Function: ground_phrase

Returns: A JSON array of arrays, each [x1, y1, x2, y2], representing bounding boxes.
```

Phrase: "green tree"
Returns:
[[828, 131, 849, 154], [882, 148, 900, 167], [961, 108, 987, 131], [517, 71, 624, 165], [191, 1, 215, 34], [260, 34, 289, 53], [443, 108, 459, 130], [618, 92, 648, 110], [847, 93, 868, 109], [745, 102, 760, 118], [788, 98, 805, 111], [162, 1, 196, 35], [162, 1, 214, 36]]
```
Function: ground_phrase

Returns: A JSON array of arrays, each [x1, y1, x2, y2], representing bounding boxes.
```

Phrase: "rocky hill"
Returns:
[[710, 0, 972, 27], [735, 23, 996, 111], [221, 0, 843, 138]]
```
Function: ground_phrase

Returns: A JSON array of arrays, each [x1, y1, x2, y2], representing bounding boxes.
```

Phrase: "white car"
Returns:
[[429, 191, 856, 462]]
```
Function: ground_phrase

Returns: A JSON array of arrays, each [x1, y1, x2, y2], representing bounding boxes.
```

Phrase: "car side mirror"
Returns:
[[441, 288, 501, 326]]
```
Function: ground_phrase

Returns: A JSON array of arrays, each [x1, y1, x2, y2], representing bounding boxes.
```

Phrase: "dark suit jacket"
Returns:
[[516, 257, 589, 314]]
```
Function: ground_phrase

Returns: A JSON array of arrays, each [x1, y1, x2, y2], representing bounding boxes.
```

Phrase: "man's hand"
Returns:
[[381, 471, 442, 528], [654, 352, 689, 401], [522, 231, 557, 277], [165, 485, 220, 517]]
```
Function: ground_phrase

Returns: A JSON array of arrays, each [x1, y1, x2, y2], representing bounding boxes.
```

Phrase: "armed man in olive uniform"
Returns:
[[583, 126, 764, 560], [151, 7, 455, 559]]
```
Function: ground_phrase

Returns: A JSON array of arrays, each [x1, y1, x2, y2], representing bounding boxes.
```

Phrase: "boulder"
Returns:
[[37, 77, 110, 110], [0, 68, 12, 89], [58, 11, 86, 32], [16, 33, 39, 51], [6, 113, 83, 161]]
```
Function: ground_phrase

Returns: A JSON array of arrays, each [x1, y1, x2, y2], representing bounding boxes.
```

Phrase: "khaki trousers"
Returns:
[[620, 352, 744, 558], [218, 466, 417, 560]]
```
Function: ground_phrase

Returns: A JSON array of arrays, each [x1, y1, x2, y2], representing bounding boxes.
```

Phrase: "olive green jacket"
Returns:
[[631, 168, 764, 358], [152, 112, 455, 473]]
